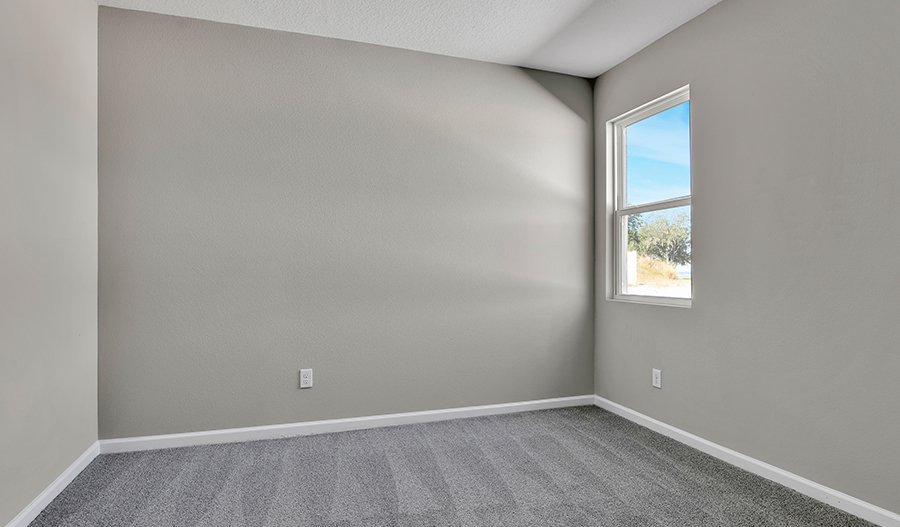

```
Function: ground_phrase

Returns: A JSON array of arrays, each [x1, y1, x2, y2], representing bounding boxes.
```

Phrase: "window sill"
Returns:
[[610, 294, 691, 308]]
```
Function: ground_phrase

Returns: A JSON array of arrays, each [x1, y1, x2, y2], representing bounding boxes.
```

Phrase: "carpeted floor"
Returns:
[[30, 406, 874, 526]]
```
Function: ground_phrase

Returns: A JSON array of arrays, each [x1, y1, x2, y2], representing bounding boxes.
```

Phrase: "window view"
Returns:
[[625, 102, 691, 207], [611, 87, 691, 305], [624, 206, 691, 298]]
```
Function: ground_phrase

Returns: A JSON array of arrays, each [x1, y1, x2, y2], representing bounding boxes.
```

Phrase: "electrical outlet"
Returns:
[[652, 369, 661, 389], [300, 368, 313, 388]]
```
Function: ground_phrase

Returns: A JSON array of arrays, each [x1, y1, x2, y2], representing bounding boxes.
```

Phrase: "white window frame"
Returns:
[[608, 85, 691, 308]]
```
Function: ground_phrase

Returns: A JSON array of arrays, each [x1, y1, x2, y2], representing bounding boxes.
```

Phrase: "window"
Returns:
[[608, 86, 691, 307]]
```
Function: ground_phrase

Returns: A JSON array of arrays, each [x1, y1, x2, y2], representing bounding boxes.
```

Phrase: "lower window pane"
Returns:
[[624, 205, 691, 298]]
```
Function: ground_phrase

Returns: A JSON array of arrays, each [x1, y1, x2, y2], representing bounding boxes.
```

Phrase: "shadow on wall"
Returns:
[[99, 8, 596, 439]]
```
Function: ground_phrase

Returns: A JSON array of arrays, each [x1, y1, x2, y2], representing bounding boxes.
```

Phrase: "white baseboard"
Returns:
[[99, 395, 596, 454], [594, 396, 900, 527], [5, 441, 100, 527]]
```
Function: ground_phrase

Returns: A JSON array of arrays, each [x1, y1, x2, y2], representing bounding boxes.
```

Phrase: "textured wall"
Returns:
[[98, 8, 594, 439], [595, 0, 900, 514], [0, 0, 98, 524]]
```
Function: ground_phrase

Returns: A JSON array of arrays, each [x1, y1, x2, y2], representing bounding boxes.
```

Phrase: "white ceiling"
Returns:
[[96, 0, 722, 78]]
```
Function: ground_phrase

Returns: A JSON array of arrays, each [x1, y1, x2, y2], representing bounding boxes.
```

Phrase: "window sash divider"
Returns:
[[618, 196, 691, 216]]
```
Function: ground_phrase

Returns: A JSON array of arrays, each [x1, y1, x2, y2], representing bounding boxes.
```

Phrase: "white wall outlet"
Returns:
[[652, 369, 662, 389], [299, 368, 313, 388]]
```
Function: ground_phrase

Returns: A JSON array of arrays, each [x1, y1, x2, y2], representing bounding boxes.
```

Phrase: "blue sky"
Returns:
[[625, 101, 690, 206]]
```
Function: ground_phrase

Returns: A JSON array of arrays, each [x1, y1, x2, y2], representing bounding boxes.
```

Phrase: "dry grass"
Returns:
[[637, 255, 678, 279], [635, 255, 689, 287]]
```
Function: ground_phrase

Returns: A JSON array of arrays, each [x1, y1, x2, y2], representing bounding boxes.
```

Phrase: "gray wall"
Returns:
[[0, 0, 98, 524], [595, 0, 900, 514], [98, 8, 594, 439]]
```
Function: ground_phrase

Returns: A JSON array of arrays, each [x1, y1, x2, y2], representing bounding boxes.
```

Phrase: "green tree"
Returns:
[[638, 211, 691, 265], [627, 213, 644, 251]]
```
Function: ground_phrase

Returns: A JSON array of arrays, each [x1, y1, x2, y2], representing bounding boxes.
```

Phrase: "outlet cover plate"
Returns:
[[300, 368, 313, 388], [652, 369, 661, 389]]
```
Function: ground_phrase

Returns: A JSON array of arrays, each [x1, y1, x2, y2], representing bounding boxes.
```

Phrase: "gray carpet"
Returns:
[[30, 407, 874, 526]]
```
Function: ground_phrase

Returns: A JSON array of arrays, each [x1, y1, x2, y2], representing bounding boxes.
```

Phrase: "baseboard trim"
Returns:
[[5, 440, 100, 527], [99, 395, 595, 454], [594, 396, 900, 527]]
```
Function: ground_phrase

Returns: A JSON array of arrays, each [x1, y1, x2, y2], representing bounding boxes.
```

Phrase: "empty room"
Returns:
[[2, 0, 899, 525]]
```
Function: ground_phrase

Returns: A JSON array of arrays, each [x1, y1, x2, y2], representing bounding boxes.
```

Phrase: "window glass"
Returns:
[[625, 101, 691, 207], [623, 205, 691, 299]]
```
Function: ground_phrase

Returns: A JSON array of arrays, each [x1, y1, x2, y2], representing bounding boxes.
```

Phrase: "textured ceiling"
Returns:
[[96, 0, 722, 78]]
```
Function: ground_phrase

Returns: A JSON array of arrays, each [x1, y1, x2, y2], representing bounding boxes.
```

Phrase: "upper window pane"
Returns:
[[625, 101, 691, 207]]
